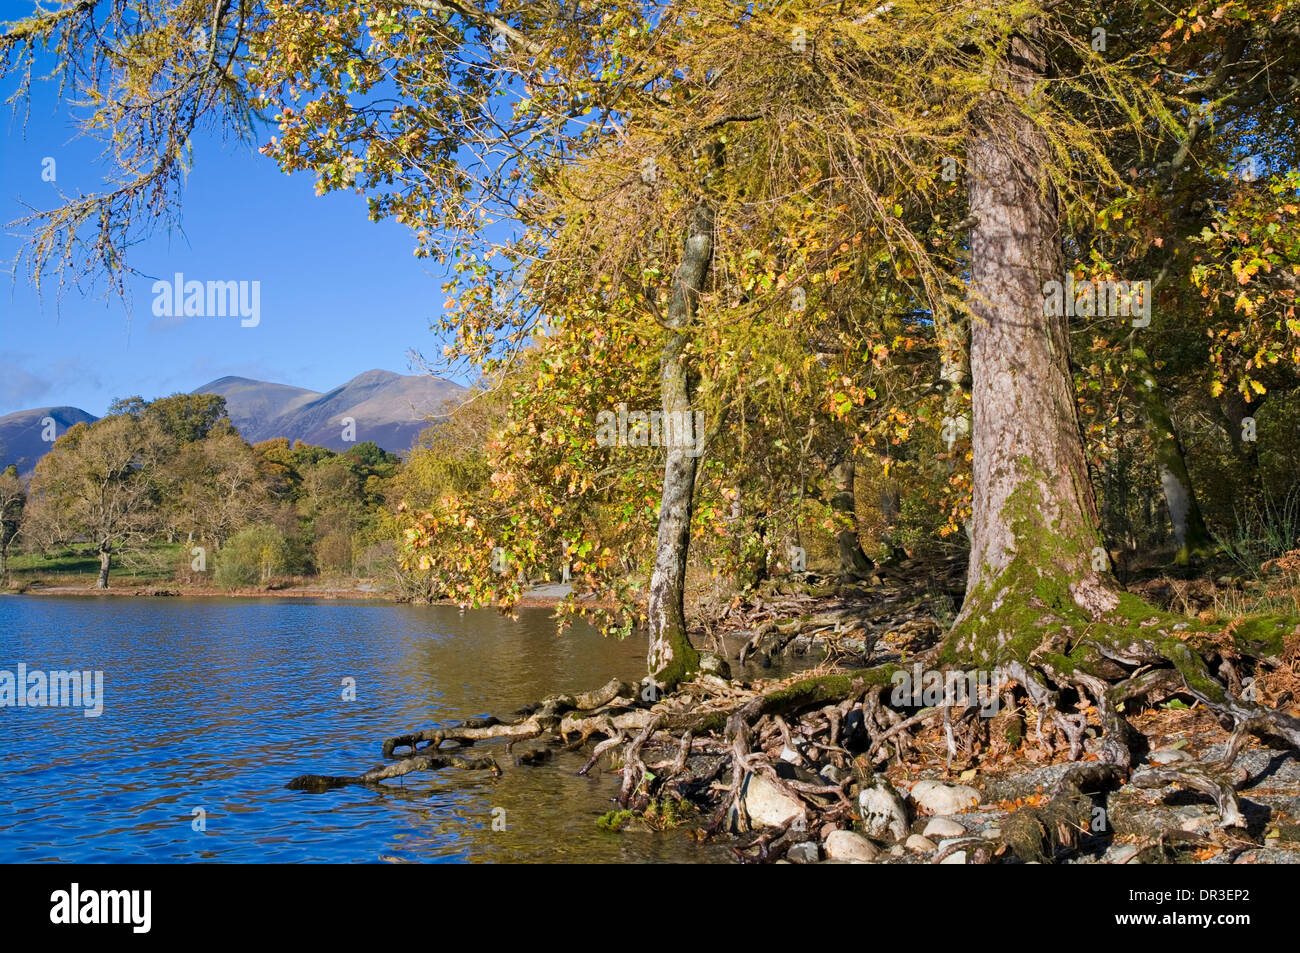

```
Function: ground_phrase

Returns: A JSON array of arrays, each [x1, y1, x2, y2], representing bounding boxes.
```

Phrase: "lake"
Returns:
[[0, 596, 737, 863]]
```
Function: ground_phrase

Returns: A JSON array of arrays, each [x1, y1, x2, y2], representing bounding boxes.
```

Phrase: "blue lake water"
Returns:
[[0, 596, 734, 863]]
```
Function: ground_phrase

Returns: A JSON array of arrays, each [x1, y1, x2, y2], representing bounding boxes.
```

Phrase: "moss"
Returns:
[[652, 622, 700, 692], [597, 809, 634, 832], [944, 464, 1290, 694], [758, 665, 899, 711], [1226, 614, 1296, 658], [597, 798, 695, 833], [1155, 638, 1228, 706]]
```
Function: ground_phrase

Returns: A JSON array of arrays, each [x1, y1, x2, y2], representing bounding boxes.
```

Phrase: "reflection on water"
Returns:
[[0, 596, 736, 863]]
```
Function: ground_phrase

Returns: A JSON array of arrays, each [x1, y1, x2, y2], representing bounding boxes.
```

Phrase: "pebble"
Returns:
[[824, 830, 879, 863], [1149, 748, 1191, 765], [911, 779, 981, 815], [905, 834, 937, 853], [786, 841, 820, 864], [858, 779, 910, 841], [923, 817, 967, 839], [736, 773, 804, 829]]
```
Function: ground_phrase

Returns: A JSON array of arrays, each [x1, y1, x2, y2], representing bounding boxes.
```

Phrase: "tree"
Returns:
[[8, 1, 1300, 777], [26, 414, 165, 588], [0, 465, 25, 584]]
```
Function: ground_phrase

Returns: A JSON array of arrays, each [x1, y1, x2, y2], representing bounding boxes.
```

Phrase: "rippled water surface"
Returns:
[[0, 596, 735, 863]]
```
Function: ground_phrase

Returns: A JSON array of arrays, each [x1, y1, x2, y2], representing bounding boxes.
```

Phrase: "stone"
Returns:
[[824, 830, 879, 863], [698, 653, 731, 679], [923, 816, 967, 839], [910, 779, 981, 815], [1149, 748, 1191, 765], [819, 764, 848, 785], [786, 841, 820, 864], [857, 779, 910, 842], [736, 773, 804, 830], [905, 834, 937, 853]]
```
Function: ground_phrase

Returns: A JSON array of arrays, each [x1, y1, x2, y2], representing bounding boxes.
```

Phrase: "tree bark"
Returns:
[[646, 200, 714, 690], [830, 455, 873, 584], [97, 543, 111, 589], [954, 30, 1117, 637]]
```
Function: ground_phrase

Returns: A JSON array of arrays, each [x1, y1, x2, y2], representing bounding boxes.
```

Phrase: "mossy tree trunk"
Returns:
[[646, 200, 713, 690], [953, 29, 1119, 647]]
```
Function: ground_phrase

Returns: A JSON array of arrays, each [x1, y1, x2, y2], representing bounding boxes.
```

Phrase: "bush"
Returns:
[[215, 525, 290, 589], [314, 530, 353, 574]]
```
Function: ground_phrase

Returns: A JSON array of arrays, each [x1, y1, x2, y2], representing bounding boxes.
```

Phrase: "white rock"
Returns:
[[905, 834, 937, 853], [824, 830, 880, 863], [923, 816, 967, 839], [910, 779, 981, 815], [857, 779, 910, 842], [939, 850, 968, 864], [1149, 748, 1191, 765], [740, 773, 804, 828]]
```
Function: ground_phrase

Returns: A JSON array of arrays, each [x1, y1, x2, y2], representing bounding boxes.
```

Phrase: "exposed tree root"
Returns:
[[286, 580, 1300, 864]]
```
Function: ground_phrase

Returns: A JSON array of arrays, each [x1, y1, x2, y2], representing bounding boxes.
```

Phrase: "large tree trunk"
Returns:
[[97, 543, 111, 589], [953, 30, 1117, 649], [646, 201, 714, 690]]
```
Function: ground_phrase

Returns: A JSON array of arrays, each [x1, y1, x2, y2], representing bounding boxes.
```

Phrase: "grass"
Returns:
[[6, 542, 185, 588], [1214, 484, 1300, 579]]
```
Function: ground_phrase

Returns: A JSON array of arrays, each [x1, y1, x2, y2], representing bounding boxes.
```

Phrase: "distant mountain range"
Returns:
[[0, 370, 465, 472], [0, 406, 99, 474]]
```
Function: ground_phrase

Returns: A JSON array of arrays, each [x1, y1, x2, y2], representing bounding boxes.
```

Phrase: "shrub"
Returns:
[[215, 524, 290, 589]]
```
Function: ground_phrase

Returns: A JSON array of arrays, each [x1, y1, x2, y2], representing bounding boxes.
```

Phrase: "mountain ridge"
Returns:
[[0, 370, 463, 472]]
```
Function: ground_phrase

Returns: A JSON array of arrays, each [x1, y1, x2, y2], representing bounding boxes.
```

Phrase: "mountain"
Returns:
[[193, 369, 465, 453], [0, 406, 99, 473], [0, 370, 465, 472]]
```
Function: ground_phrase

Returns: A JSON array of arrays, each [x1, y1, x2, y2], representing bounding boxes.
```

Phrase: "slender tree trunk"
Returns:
[[953, 30, 1118, 645], [1219, 391, 1265, 496], [646, 201, 714, 689], [830, 455, 873, 584], [97, 543, 111, 589], [936, 309, 971, 459], [1129, 347, 1212, 563], [0, 545, 8, 584]]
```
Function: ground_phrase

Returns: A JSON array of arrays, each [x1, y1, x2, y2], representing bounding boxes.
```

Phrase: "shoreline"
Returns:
[[4, 581, 583, 608]]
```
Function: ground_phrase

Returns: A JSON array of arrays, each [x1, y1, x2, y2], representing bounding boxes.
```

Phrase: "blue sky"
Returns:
[[0, 12, 467, 417]]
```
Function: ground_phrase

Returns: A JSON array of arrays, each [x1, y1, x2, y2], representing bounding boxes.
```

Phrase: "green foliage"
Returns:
[[215, 525, 292, 589]]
